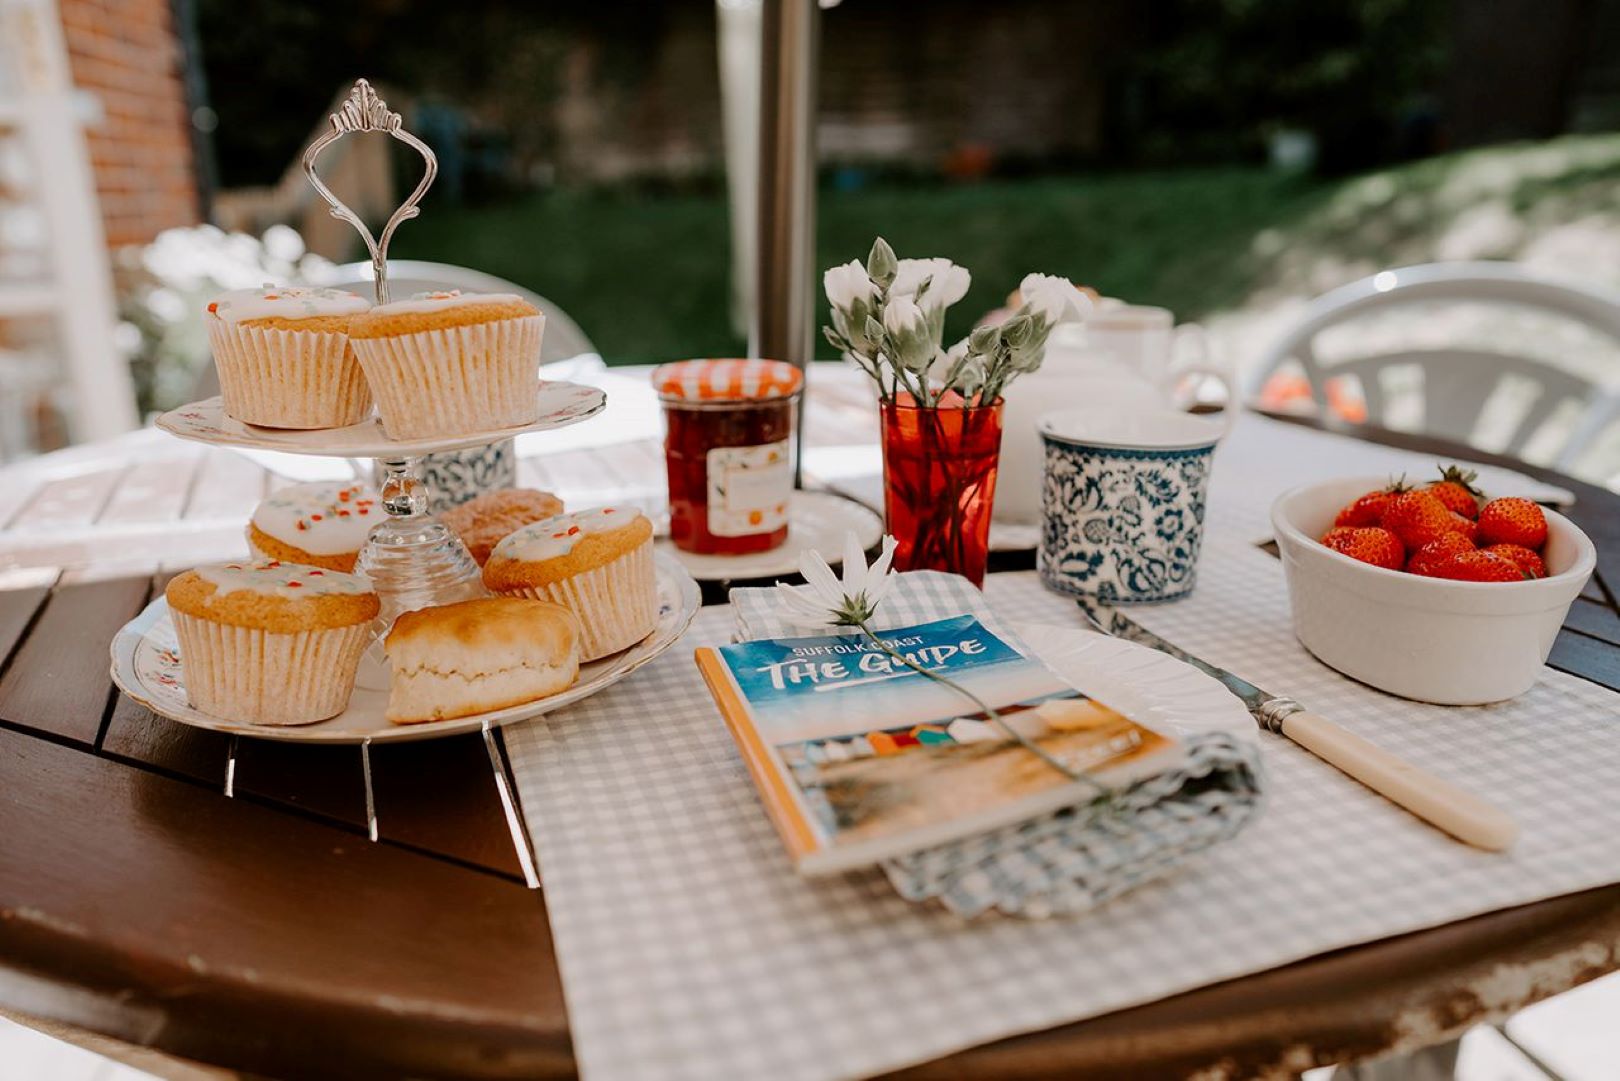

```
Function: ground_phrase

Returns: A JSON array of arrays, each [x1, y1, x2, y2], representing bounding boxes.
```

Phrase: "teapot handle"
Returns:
[[1161, 324, 1238, 438]]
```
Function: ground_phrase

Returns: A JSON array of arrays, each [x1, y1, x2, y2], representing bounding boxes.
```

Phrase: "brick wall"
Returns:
[[58, 0, 200, 248]]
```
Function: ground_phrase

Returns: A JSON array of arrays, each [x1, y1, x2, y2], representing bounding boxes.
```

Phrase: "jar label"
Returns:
[[707, 441, 791, 536]]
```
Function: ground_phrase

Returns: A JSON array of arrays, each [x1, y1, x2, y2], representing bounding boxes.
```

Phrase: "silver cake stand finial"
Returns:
[[302, 78, 438, 305], [301, 79, 485, 636]]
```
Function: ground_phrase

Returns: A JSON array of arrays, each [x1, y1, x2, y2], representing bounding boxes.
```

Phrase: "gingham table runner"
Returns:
[[504, 433, 1620, 1081]]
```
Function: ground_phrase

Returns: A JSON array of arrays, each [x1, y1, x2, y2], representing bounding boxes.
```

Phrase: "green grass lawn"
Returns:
[[389, 135, 1620, 365], [390, 167, 1334, 363]]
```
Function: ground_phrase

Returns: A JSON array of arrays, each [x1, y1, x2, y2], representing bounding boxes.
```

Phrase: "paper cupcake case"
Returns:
[[207, 321, 373, 429], [495, 541, 658, 661], [350, 315, 545, 440], [171, 612, 371, 726]]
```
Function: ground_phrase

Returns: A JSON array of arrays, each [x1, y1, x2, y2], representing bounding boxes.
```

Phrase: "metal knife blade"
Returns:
[[1074, 598, 1298, 729]]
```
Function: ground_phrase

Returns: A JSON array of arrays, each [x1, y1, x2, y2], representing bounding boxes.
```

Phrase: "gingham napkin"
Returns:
[[730, 571, 1264, 917]]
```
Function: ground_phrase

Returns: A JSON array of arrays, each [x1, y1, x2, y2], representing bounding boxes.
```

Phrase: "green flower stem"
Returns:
[[853, 619, 1108, 796]]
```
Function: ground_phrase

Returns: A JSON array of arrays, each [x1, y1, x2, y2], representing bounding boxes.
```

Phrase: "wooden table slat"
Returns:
[[231, 742, 370, 829], [0, 727, 570, 1081], [0, 577, 151, 745], [100, 695, 230, 785], [1564, 596, 1620, 648], [0, 585, 52, 676], [369, 735, 525, 879], [1547, 628, 1620, 693]]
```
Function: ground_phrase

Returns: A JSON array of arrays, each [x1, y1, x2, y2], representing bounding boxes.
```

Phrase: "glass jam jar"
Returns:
[[652, 359, 803, 555]]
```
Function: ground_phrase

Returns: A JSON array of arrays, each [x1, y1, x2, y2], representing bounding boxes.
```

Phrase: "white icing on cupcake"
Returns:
[[252, 482, 380, 555], [196, 561, 373, 599], [207, 284, 370, 323], [492, 506, 635, 563], [367, 289, 527, 316]]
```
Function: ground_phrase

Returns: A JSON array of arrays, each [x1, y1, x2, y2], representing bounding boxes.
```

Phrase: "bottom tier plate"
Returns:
[[109, 552, 702, 744]]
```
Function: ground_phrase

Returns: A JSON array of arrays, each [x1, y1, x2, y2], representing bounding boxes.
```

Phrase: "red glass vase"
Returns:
[[879, 395, 1003, 588]]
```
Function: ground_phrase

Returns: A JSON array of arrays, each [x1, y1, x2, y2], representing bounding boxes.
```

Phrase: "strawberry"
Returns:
[[1334, 477, 1409, 527], [1450, 514, 1479, 545], [1406, 532, 1475, 577], [1484, 543, 1547, 579], [1382, 489, 1471, 551], [1425, 465, 1483, 519], [1477, 497, 1548, 549], [1431, 549, 1529, 583], [1319, 526, 1405, 570]]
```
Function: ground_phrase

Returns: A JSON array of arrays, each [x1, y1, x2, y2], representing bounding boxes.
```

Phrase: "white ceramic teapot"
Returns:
[[994, 305, 1236, 525]]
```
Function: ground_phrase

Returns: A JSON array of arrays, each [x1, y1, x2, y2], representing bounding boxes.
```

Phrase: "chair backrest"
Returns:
[[1249, 261, 1620, 471], [316, 260, 599, 366]]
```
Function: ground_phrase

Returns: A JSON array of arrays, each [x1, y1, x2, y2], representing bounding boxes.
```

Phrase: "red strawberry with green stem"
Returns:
[[1425, 465, 1483, 520], [1477, 497, 1548, 549], [1319, 526, 1405, 570], [1484, 543, 1547, 579], [1334, 477, 1410, 528]]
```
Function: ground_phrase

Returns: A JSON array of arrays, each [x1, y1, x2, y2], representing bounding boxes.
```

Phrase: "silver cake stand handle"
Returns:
[[299, 81, 536, 883]]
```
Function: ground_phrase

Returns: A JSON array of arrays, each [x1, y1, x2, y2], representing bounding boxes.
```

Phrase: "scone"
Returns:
[[385, 597, 580, 724], [482, 506, 657, 662], [165, 561, 378, 726], [440, 487, 564, 565], [248, 481, 381, 572], [347, 290, 545, 439], [205, 285, 373, 428]]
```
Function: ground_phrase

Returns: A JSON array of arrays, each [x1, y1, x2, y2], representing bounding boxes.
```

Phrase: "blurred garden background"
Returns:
[[6, 0, 1620, 455]]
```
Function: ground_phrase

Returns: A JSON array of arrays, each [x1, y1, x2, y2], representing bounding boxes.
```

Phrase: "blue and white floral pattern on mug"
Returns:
[[1037, 407, 1232, 603], [374, 438, 516, 514]]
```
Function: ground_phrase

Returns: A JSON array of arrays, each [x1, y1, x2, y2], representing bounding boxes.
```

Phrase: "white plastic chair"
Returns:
[[319, 259, 598, 365], [1248, 261, 1620, 472]]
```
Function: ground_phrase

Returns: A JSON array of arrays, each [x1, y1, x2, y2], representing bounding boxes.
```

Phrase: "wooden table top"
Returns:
[[1, 377, 1617, 1080]]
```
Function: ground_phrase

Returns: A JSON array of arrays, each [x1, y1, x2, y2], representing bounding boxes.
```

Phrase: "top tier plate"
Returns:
[[157, 380, 607, 457]]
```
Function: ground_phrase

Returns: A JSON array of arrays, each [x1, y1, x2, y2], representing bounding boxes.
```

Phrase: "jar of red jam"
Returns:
[[652, 359, 803, 555]]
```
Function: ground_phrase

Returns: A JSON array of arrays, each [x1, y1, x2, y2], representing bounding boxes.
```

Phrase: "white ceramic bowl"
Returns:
[[1270, 476, 1596, 704]]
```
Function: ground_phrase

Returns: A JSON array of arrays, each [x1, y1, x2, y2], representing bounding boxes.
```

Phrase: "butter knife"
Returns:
[[1076, 601, 1518, 852]]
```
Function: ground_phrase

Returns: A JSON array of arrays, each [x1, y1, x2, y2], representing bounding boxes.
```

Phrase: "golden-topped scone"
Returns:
[[165, 561, 378, 725], [247, 481, 381, 572], [384, 597, 581, 724], [346, 289, 545, 439], [440, 487, 564, 566], [205, 285, 373, 429], [483, 506, 657, 661]]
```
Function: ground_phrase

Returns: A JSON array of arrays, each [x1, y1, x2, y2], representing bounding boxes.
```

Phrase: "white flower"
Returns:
[[882, 292, 927, 339], [893, 257, 971, 311], [1019, 273, 1092, 326], [775, 533, 899, 630], [823, 259, 877, 311]]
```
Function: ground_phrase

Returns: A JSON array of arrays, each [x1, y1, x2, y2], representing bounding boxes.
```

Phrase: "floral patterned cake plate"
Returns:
[[155, 380, 607, 458], [109, 552, 700, 744]]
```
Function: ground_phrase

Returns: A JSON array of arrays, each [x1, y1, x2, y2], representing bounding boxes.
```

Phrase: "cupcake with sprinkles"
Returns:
[[165, 560, 379, 726], [205, 284, 373, 429], [482, 506, 657, 661], [347, 289, 545, 440], [248, 481, 382, 573]]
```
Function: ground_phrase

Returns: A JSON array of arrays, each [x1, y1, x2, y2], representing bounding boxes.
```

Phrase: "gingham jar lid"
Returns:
[[651, 359, 804, 403]]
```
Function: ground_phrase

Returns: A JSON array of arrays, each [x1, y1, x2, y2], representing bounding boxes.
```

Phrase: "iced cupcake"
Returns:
[[440, 487, 564, 566], [165, 561, 379, 726], [482, 506, 657, 661], [248, 481, 382, 573], [205, 284, 372, 429], [347, 290, 545, 440]]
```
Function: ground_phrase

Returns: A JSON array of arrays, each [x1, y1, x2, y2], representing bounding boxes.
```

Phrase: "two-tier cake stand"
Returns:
[[109, 80, 700, 885]]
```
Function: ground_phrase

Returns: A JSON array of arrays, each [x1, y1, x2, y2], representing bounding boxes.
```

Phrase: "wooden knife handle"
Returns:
[[1280, 711, 1519, 851]]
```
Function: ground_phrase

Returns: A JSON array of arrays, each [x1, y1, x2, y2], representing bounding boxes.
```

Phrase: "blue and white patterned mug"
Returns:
[[1037, 407, 1232, 603]]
